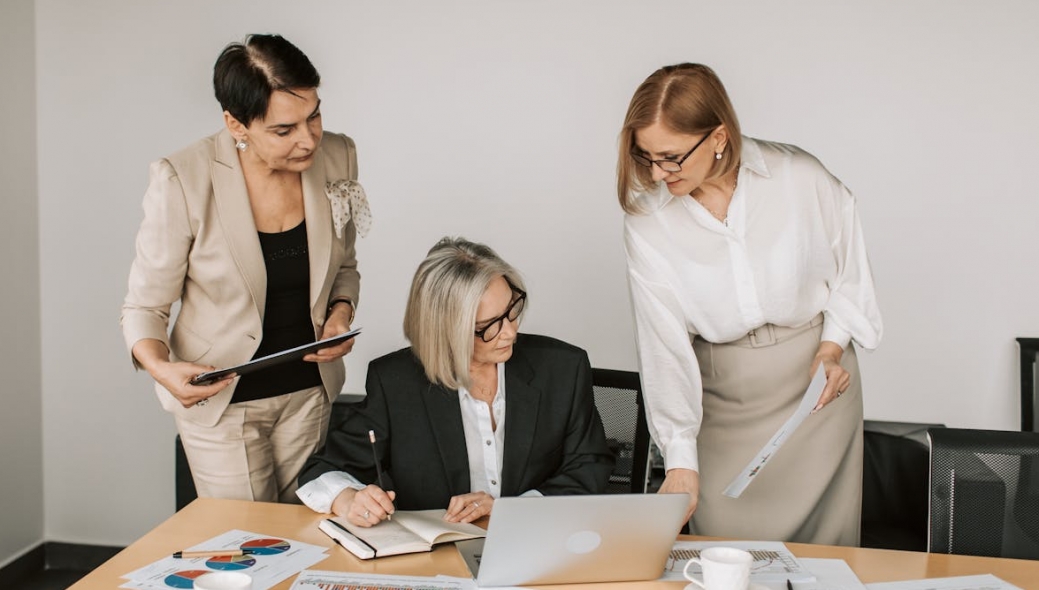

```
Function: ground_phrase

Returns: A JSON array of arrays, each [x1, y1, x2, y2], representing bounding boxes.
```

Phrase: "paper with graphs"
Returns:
[[723, 365, 826, 498]]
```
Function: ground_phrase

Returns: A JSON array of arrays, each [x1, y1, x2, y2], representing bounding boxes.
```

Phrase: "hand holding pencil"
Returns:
[[330, 430, 395, 528]]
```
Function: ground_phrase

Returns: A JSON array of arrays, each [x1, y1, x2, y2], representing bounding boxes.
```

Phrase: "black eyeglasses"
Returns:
[[475, 284, 527, 342], [631, 128, 715, 173]]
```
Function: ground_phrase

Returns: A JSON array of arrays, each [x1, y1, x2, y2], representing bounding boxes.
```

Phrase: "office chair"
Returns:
[[591, 368, 654, 494], [927, 427, 1039, 559], [174, 435, 197, 511], [860, 420, 944, 551]]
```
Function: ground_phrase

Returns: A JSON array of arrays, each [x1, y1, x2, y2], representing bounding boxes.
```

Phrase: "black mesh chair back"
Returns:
[[927, 427, 1039, 559], [591, 368, 652, 494]]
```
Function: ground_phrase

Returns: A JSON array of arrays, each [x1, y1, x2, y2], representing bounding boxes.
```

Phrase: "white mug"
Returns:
[[683, 546, 752, 590], [193, 571, 253, 590]]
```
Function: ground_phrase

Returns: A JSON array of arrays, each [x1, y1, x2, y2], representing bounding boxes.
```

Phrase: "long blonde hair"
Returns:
[[617, 63, 742, 215], [403, 237, 526, 390]]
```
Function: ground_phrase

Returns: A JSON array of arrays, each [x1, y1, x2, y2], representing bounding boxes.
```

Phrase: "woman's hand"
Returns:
[[810, 341, 850, 412], [332, 485, 397, 528], [132, 338, 233, 408], [304, 302, 356, 363], [153, 360, 235, 408], [658, 468, 700, 524], [444, 491, 494, 523]]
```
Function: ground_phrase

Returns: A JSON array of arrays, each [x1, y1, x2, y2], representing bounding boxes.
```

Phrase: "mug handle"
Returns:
[[683, 557, 706, 589]]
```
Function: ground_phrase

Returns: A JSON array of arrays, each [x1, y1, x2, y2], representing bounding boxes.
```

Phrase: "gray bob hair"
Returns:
[[403, 237, 526, 390]]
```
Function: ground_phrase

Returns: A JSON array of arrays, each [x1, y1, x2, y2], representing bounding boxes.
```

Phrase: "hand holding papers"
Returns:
[[723, 365, 826, 498]]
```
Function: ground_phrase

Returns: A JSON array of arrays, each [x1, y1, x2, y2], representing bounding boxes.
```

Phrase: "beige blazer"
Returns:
[[121, 129, 361, 426]]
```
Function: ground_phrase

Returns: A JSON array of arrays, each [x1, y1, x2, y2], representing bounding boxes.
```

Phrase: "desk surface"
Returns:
[[70, 498, 1039, 590]]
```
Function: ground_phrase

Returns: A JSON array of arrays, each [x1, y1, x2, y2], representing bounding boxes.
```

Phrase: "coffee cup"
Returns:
[[683, 546, 752, 590], [193, 571, 253, 590]]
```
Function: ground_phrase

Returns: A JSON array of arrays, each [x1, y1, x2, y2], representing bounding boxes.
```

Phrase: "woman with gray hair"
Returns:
[[297, 237, 614, 526]]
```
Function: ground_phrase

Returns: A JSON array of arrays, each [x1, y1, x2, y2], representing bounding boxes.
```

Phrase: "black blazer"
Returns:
[[299, 334, 614, 510]]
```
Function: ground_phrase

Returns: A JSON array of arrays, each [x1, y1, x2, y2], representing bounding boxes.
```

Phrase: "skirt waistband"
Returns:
[[723, 313, 824, 349]]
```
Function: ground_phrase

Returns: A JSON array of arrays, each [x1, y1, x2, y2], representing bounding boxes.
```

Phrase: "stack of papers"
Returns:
[[120, 530, 328, 590], [660, 541, 815, 584], [866, 574, 1023, 590], [290, 571, 477, 590]]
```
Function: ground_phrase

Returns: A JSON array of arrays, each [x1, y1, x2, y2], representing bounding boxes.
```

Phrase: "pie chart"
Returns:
[[206, 554, 257, 570], [163, 569, 210, 589], [241, 537, 291, 555]]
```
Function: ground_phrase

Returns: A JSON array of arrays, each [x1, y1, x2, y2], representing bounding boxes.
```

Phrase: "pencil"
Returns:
[[368, 429, 392, 520], [172, 549, 246, 559]]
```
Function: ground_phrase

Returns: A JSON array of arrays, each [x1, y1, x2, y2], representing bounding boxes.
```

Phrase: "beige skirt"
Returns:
[[689, 315, 863, 546]]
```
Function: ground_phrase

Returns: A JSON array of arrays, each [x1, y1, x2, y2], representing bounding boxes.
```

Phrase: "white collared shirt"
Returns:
[[457, 362, 507, 496], [624, 136, 883, 474], [297, 362, 540, 513]]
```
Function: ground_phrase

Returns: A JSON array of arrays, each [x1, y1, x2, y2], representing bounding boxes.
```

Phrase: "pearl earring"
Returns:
[[236, 139, 248, 151], [715, 152, 722, 160]]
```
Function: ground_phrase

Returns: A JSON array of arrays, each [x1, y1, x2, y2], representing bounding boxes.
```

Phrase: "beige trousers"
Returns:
[[689, 315, 864, 546], [175, 386, 330, 503]]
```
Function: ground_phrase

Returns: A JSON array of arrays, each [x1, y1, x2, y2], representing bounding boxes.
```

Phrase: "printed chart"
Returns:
[[289, 571, 476, 590], [120, 530, 328, 590], [660, 540, 815, 584]]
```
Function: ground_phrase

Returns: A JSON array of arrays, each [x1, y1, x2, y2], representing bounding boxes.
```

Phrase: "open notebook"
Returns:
[[318, 509, 485, 559]]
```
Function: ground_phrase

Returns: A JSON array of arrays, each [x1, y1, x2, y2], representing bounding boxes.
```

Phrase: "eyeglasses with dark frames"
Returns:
[[631, 128, 716, 173], [474, 283, 527, 343]]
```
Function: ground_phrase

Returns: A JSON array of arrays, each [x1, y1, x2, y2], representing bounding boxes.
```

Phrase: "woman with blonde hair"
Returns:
[[618, 63, 882, 545], [297, 237, 613, 526]]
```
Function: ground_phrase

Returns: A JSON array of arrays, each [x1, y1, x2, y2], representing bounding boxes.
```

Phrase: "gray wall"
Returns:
[[0, 0, 43, 570], [12, 0, 1039, 553]]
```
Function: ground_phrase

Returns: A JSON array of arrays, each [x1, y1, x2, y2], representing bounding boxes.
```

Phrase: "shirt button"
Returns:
[[485, 440, 492, 446], [491, 480, 498, 485]]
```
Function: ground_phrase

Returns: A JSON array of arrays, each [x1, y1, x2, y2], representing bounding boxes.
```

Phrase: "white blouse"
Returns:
[[623, 137, 882, 474]]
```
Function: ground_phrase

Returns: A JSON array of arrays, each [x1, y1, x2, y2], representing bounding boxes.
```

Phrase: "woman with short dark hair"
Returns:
[[121, 34, 371, 502], [297, 237, 614, 526]]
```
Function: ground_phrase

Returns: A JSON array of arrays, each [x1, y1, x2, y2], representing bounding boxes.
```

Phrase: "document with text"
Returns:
[[723, 365, 826, 498], [865, 574, 1023, 590]]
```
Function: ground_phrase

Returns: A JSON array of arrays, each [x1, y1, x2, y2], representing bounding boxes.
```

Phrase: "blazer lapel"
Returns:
[[302, 150, 332, 319], [422, 383, 472, 495], [502, 344, 541, 495], [211, 129, 266, 316]]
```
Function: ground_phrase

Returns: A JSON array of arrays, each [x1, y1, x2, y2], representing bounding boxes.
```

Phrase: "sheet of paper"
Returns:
[[659, 540, 815, 584], [723, 364, 827, 498], [289, 570, 478, 590], [865, 574, 1024, 590], [797, 558, 867, 590], [119, 529, 328, 590]]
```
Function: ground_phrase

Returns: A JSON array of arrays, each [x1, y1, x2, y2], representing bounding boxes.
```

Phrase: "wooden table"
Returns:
[[70, 498, 1039, 589]]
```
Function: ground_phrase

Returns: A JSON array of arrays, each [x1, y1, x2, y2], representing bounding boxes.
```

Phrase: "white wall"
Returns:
[[31, 0, 1039, 545], [0, 0, 43, 568]]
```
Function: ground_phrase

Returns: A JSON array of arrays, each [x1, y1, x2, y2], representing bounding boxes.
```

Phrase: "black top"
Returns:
[[233, 220, 322, 403]]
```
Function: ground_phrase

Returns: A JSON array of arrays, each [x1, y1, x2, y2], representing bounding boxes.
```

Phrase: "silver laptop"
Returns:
[[467, 493, 689, 587]]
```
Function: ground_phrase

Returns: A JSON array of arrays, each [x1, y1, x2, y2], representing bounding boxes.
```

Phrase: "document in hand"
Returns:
[[318, 509, 486, 559]]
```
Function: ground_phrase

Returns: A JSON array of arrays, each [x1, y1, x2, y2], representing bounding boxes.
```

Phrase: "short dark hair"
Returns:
[[213, 34, 321, 127]]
